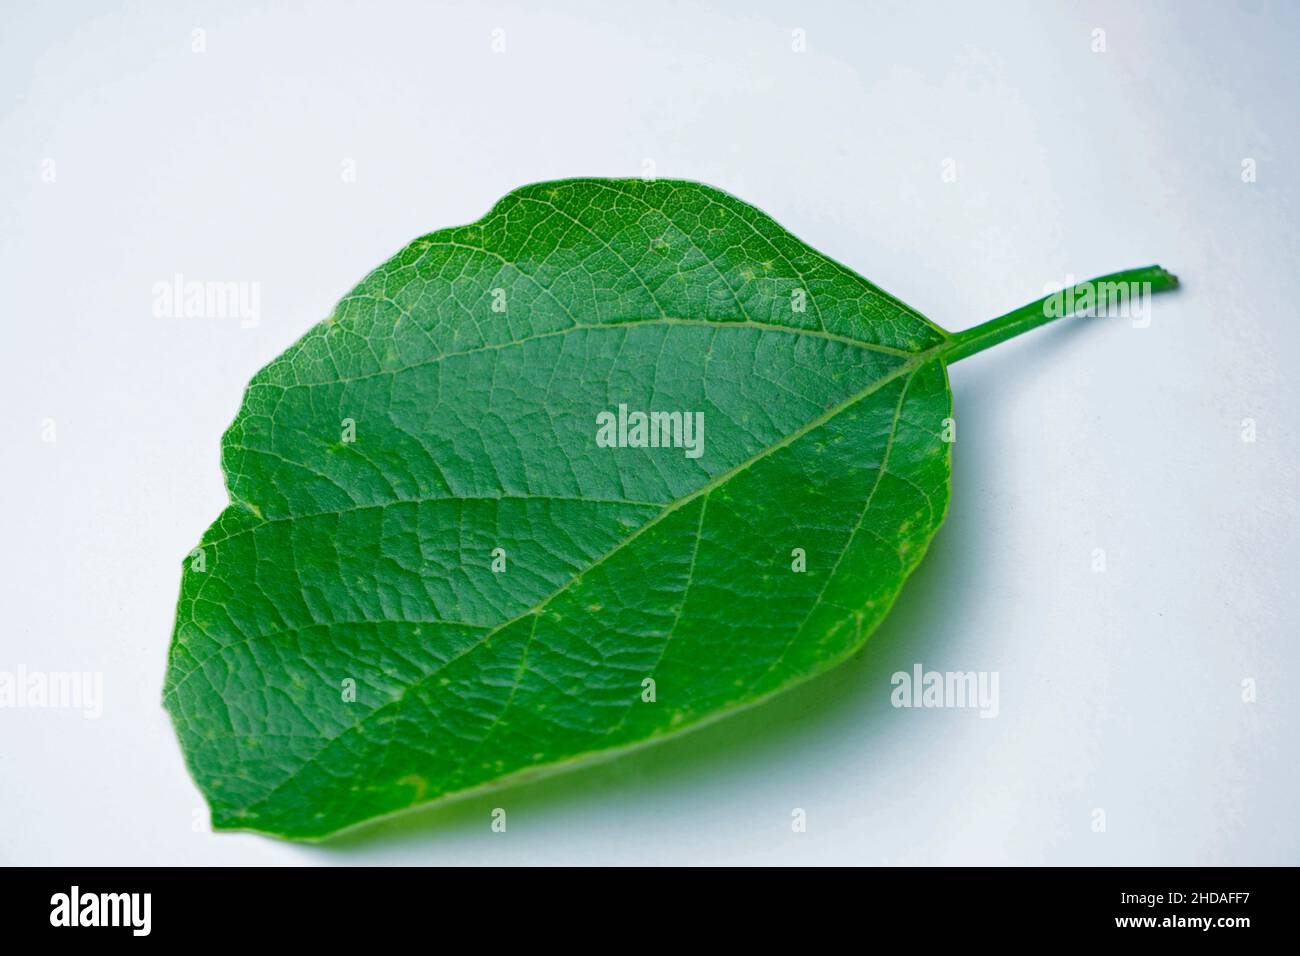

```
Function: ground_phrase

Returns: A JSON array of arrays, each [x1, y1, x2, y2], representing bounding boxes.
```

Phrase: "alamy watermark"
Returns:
[[1042, 274, 1154, 328], [152, 273, 260, 328], [595, 404, 704, 459], [0, 666, 103, 718], [50, 886, 150, 936], [891, 663, 999, 718]]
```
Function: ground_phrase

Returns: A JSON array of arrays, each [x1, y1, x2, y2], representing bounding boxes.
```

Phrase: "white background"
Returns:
[[2, 0, 1297, 866]]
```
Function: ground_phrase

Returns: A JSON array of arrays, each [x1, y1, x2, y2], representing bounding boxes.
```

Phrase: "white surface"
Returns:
[[2, 0, 1297, 866]]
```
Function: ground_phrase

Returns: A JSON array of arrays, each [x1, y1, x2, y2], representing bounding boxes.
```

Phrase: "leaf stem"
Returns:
[[943, 265, 1179, 364]]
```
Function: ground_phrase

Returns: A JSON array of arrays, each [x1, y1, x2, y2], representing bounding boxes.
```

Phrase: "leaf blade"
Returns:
[[165, 179, 953, 839]]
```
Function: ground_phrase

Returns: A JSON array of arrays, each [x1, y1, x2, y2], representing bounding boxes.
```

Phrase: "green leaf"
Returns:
[[164, 178, 1177, 840]]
